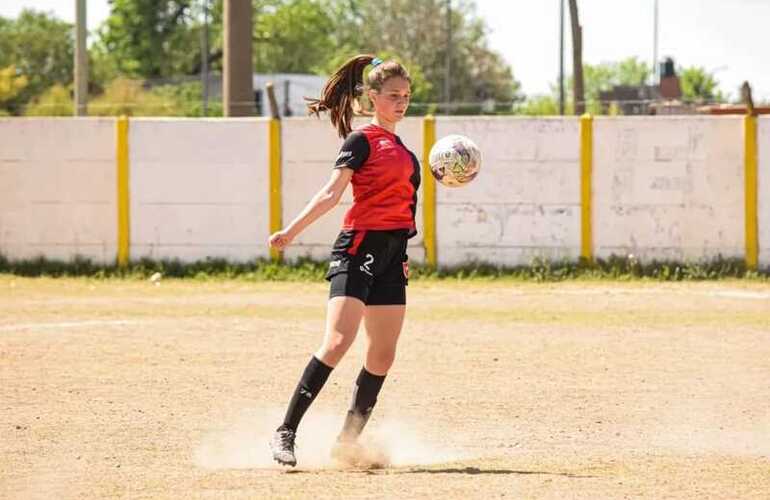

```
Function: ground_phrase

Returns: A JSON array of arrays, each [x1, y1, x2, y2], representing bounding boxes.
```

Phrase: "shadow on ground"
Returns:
[[395, 466, 597, 478], [284, 465, 598, 479]]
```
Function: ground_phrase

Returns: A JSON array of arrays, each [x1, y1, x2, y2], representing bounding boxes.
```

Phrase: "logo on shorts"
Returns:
[[360, 253, 375, 276], [329, 260, 341, 269], [403, 260, 409, 279]]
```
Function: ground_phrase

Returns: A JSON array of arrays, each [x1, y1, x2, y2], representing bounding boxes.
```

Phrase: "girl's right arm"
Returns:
[[268, 167, 354, 250]]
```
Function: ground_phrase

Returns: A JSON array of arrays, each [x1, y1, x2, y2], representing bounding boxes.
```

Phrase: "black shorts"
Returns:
[[325, 229, 410, 305]]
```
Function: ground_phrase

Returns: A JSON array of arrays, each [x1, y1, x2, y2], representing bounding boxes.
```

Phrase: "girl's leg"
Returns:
[[315, 296, 368, 366], [363, 304, 405, 375], [280, 296, 366, 431], [271, 296, 365, 466], [337, 304, 405, 442]]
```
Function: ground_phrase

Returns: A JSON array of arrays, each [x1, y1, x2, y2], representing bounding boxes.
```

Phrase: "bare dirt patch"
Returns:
[[2, 277, 769, 498]]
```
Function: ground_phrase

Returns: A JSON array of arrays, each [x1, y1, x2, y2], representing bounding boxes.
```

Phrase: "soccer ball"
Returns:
[[428, 134, 481, 187]]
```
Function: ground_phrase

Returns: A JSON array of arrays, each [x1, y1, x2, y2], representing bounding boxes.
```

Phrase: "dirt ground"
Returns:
[[1, 276, 769, 499]]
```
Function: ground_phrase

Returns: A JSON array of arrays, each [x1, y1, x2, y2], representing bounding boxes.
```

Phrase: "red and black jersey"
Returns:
[[334, 124, 421, 237]]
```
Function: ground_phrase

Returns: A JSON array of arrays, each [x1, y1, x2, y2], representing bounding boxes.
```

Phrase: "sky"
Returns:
[[475, 0, 770, 100], [2, 0, 769, 101]]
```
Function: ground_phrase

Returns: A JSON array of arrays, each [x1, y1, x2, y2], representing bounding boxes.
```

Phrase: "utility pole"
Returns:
[[200, 0, 209, 116], [223, 0, 254, 116], [568, 0, 585, 115], [559, 0, 565, 115], [652, 0, 659, 84], [74, 0, 88, 116], [444, 0, 452, 115]]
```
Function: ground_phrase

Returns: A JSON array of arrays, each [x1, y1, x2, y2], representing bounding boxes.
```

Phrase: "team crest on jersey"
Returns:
[[379, 139, 394, 150]]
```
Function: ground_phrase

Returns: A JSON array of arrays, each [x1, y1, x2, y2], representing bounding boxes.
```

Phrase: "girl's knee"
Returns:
[[366, 348, 396, 374], [317, 331, 355, 366]]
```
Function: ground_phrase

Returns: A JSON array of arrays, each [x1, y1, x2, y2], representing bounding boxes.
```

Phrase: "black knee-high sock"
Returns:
[[339, 367, 387, 440], [281, 356, 333, 432]]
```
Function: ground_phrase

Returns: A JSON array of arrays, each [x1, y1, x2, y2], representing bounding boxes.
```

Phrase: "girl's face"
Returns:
[[369, 77, 411, 123]]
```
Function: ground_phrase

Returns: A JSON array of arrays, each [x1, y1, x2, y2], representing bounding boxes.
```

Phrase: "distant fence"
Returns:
[[0, 115, 767, 269]]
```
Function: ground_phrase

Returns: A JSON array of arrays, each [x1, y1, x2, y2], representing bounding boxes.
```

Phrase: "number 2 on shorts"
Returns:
[[360, 253, 375, 276]]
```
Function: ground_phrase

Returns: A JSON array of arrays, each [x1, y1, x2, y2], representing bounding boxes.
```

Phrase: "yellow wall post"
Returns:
[[116, 116, 130, 267], [422, 115, 437, 267], [580, 114, 594, 263], [745, 114, 759, 271], [269, 118, 283, 262]]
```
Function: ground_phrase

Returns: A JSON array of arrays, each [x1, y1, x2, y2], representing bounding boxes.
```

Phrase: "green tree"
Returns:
[[86, 78, 223, 116], [95, 0, 200, 79], [92, 0, 519, 114], [0, 10, 73, 114], [330, 0, 522, 109], [578, 57, 651, 104], [88, 78, 167, 116], [679, 66, 724, 103], [515, 95, 562, 116], [253, 0, 336, 73], [151, 81, 223, 116], [25, 84, 73, 116], [532, 56, 653, 115], [526, 57, 727, 116], [0, 66, 29, 107]]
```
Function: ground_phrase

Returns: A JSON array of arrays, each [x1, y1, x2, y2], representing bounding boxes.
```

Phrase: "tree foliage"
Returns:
[[331, 0, 521, 106], [93, 0, 520, 112], [252, 0, 336, 74], [0, 66, 29, 106], [518, 57, 725, 116], [0, 2, 736, 117], [95, 0, 200, 79], [515, 95, 562, 116], [578, 57, 652, 104], [151, 81, 223, 116], [86, 78, 223, 116], [0, 10, 73, 114], [679, 66, 724, 103], [24, 84, 73, 116]]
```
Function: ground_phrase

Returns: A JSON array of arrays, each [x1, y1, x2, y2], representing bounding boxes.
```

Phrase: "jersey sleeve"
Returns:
[[408, 150, 422, 190], [334, 131, 370, 171]]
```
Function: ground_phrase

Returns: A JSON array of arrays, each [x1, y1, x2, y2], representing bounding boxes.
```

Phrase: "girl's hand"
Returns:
[[268, 229, 294, 250]]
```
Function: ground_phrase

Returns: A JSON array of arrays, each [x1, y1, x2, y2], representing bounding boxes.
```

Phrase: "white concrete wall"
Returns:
[[0, 116, 764, 268], [434, 117, 581, 266], [593, 117, 744, 262], [281, 117, 425, 263], [759, 117, 770, 270], [0, 118, 117, 262], [129, 118, 270, 262]]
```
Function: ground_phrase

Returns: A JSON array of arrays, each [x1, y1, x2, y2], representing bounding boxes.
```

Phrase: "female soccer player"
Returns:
[[268, 54, 420, 467]]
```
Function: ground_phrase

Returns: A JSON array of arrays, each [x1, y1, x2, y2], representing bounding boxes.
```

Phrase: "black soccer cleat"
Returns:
[[270, 426, 297, 467]]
